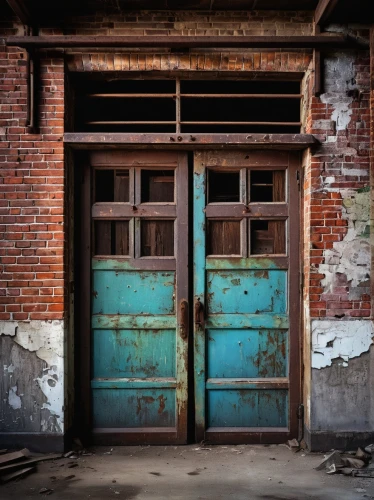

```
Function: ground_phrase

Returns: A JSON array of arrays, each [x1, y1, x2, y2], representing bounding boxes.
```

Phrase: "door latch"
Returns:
[[180, 299, 189, 340], [194, 297, 204, 330]]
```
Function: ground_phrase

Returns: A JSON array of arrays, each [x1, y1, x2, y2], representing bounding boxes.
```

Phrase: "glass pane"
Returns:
[[94, 220, 129, 256], [250, 170, 285, 202], [250, 220, 286, 255], [95, 170, 114, 202], [95, 169, 129, 203], [208, 170, 240, 203], [141, 220, 174, 256], [114, 170, 129, 202], [207, 220, 241, 256], [141, 170, 174, 203]]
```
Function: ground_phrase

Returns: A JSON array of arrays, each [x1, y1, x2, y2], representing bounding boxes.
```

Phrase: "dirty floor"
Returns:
[[1, 445, 374, 499]]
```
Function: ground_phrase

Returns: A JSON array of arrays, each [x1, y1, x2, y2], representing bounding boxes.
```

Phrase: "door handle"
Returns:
[[194, 297, 204, 330], [180, 299, 188, 340]]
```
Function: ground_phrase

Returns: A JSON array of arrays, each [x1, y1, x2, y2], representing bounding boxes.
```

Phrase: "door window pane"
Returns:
[[250, 220, 286, 255], [141, 170, 174, 202], [250, 170, 285, 202], [207, 220, 241, 256], [95, 169, 129, 203], [94, 220, 130, 256], [208, 171, 240, 203], [141, 220, 174, 256]]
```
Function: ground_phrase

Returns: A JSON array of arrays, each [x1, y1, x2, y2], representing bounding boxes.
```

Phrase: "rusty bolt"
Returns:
[[177, 136, 183, 141], [169, 136, 175, 142], [190, 135, 196, 141], [132, 205, 137, 211]]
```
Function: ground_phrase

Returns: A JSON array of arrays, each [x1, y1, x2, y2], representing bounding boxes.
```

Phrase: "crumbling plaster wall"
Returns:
[[0, 321, 64, 434], [306, 45, 373, 434]]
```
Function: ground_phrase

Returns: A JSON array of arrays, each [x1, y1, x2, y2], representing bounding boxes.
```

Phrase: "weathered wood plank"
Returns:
[[0, 448, 30, 466], [65, 133, 318, 150], [6, 35, 355, 49]]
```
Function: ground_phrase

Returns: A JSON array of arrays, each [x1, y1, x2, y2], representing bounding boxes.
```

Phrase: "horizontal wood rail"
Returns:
[[6, 34, 366, 49], [64, 132, 318, 149]]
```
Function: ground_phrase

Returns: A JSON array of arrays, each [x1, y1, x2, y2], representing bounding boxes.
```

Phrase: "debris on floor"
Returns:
[[316, 445, 374, 478], [0, 448, 62, 484], [0, 442, 94, 485]]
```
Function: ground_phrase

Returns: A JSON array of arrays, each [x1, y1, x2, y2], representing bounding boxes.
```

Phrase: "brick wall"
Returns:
[[0, 18, 65, 322], [305, 48, 371, 319], [41, 10, 314, 36]]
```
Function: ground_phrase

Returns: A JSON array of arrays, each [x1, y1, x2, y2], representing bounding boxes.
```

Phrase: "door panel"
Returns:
[[194, 150, 300, 444], [89, 151, 188, 444]]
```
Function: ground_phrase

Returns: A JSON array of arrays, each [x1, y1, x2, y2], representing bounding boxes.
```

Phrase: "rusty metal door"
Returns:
[[89, 151, 188, 444], [193, 150, 300, 444]]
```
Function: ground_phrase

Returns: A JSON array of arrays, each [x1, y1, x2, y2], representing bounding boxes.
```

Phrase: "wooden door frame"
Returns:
[[75, 146, 302, 445], [193, 150, 301, 444]]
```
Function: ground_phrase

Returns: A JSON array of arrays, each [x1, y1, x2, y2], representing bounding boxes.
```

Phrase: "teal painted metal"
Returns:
[[92, 388, 176, 428], [92, 270, 175, 315], [206, 270, 286, 314], [92, 378, 177, 389], [207, 390, 288, 427], [194, 151, 292, 441], [207, 329, 288, 378], [90, 152, 189, 443], [92, 329, 176, 378], [206, 313, 288, 329]]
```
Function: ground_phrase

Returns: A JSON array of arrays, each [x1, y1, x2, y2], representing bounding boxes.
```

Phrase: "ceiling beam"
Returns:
[[6, 34, 364, 49], [5, 0, 33, 27], [314, 0, 340, 26]]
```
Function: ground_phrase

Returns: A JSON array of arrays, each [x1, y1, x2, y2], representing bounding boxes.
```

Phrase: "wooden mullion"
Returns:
[[176, 78, 181, 134]]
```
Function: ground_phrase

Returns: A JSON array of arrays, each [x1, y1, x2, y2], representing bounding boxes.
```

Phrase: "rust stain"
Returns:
[[157, 394, 166, 414], [92, 290, 98, 298], [136, 396, 155, 415]]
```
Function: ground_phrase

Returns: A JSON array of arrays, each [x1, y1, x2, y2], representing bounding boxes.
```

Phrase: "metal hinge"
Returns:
[[299, 272, 304, 291], [296, 170, 301, 190]]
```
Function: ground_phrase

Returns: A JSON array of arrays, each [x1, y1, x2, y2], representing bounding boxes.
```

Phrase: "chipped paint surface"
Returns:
[[8, 385, 22, 410], [0, 320, 64, 432], [320, 52, 356, 131], [319, 189, 370, 299], [311, 319, 374, 369]]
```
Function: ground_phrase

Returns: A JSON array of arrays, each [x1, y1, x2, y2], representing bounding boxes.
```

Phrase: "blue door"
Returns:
[[194, 150, 300, 443], [90, 151, 189, 444]]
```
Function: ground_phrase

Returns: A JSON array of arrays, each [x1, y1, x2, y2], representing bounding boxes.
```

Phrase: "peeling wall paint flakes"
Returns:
[[312, 320, 374, 369], [0, 320, 65, 433], [8, 385, 22, 410]]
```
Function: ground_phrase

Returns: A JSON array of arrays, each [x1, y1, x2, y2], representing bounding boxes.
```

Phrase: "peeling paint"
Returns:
[[320, 52, 358, 131], [319, 190, 370, 297], [8, 385, 22, 410], [311, 319, 374, 369], [0, 320, 64, 432]]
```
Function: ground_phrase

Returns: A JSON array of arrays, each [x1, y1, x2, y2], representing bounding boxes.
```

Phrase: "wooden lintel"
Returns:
[[313, 49, 322, 97], [315, 0, 340, 26], [64, 133, 318, 150], [6, 34, 360, 50], [6, 0, 33, 27]]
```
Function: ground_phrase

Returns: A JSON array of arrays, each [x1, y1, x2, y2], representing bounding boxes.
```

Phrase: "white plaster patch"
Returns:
[[312, 319, 374, 369], [8, 385, 22, 410], [320, 52, 357, 131], [0, 320, 64, 432]]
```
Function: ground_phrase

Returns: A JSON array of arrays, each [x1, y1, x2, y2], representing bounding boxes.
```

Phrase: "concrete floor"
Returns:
[[1, 445, 374, 499]]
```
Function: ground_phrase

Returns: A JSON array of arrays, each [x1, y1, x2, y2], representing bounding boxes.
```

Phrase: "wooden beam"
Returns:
[[5, 0, 33, 27], [6, 34, 356, 49], [315, 0, 340, 26], [313, 49, 322, 96], [64, 133, 318, 150]]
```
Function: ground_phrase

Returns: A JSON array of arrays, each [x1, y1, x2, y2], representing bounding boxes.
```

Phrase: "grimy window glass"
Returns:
[[74, 78, 302, 134]]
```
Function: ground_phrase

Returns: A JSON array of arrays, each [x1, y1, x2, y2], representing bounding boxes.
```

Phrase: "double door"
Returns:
[[84, 150, 300, 444]]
